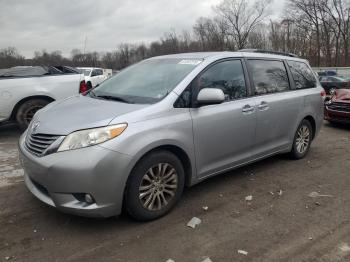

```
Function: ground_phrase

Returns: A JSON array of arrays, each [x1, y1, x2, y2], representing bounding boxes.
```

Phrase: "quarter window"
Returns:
[[194, 60, 247, 101], [287, 61, 316, 89], [248, 60, 290, 95]]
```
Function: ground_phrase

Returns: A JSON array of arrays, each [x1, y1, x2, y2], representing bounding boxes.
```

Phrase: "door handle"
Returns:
[[242, 104, 255, 113], [257, 101, 269, 111]]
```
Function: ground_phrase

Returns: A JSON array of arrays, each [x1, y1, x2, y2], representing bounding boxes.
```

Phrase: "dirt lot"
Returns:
[[0, 122, 349, 262]]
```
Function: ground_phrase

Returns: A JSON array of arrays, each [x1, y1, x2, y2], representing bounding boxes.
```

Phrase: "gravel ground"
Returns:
[[0, 122, 349, 262]]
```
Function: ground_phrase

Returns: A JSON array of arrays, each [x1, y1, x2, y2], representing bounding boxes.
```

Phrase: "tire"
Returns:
[[16, 99, 50, 130], [290, 119, 313, 159], [125, 151, 185, 221]]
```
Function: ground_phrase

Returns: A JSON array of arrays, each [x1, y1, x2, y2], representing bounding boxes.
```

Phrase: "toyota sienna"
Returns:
[[19, 50, 324, 220]]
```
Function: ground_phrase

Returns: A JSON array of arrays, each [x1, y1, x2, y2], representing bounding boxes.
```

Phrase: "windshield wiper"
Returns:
[[95, 95, 134, 104]]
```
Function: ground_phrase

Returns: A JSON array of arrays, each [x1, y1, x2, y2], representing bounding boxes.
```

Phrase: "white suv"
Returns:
[[78, 67, 107, 90]]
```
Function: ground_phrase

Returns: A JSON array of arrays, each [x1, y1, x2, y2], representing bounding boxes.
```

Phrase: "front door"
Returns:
[[190, 59, 257, 178]]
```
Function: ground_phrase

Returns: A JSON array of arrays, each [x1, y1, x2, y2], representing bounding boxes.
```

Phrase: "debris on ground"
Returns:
[[201, 257, 213, 262], [5, 257, 11, 261], [219, 194, 223, 198], [187, 217, 201, 229], [245, 195, 253, 201], [238, 250, 248, 256], [308, 191, 333, 198], [339, 243, 350, 252], [166, 259, 175, 262], [269, 190, 283, 196], [202, 206, 208, 211], [315, 202, 321, 206], [309, 237, 313, 240]]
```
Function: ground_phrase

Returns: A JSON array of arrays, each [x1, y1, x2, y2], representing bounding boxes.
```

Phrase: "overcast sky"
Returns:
[[0, 0, 285, 58]]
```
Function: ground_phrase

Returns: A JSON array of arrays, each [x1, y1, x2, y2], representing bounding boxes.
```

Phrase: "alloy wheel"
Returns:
[[295, 125, 310, 154], [139, 163, 178, 211], [24, 105, 43, 125]]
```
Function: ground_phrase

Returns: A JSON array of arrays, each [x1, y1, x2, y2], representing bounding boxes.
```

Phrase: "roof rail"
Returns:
[[237, 49, 298, 58]]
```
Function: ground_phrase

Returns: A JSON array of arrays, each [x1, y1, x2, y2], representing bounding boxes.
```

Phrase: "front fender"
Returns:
[[100, 111, 197, 184]]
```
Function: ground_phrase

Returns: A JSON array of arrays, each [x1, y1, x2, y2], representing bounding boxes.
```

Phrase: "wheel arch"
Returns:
[[303, 115, 316, 140], [128, 144, 194, 188], [10, 95, 55, 120]]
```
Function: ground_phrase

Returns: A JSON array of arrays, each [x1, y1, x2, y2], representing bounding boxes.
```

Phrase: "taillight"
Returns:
[[320, 89, 326, 98], [79, 80, 87, 94]]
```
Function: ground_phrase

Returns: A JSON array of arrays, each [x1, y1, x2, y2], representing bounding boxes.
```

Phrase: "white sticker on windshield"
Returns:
[[178, 59, 202, 65]]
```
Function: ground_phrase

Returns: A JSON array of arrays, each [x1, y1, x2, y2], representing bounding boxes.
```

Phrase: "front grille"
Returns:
[[327, 102, 350, 112], [25, 133, 60, 156]]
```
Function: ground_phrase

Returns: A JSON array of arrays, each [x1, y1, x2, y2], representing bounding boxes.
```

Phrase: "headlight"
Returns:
[[57, 123, 127, 152]]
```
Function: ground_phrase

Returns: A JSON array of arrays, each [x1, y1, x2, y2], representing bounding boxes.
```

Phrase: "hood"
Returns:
[[333, 89, 350, 103], [33, 95, 148, 135]]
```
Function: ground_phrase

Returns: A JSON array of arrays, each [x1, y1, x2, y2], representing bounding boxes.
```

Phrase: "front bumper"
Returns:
[[324, 106, 350, 123], [19, 133, 133, 217]]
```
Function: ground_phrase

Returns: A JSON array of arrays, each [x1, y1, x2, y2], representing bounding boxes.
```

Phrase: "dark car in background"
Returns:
[[325, 89, 350, 124], [319, 76, 350, 94]]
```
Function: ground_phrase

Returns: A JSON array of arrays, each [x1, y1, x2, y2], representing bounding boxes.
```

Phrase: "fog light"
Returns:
[[85, 194, 94, 204]]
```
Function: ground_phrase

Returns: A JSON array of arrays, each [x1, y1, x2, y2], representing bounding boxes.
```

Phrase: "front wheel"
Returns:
[[290, 119, 313, 159], [125, 151, 185, 221]]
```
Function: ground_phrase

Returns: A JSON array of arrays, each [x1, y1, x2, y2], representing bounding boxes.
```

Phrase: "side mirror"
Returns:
[[196, 88, 225, 106]]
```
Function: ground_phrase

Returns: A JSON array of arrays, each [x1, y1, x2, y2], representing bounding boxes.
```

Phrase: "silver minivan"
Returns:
[[19, 50, 325, 220]]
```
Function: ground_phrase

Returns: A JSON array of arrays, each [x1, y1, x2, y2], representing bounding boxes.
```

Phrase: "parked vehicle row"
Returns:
[[19, 50, 324, 221], [0, 66, 87, 129]]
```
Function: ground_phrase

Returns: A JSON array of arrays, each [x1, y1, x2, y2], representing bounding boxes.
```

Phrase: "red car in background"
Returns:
[[324, 89, 350, 124]]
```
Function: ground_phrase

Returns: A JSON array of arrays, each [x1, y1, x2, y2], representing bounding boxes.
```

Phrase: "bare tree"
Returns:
[[288, 0, 324, 66], [2, 0, 350, 69], [214, 0, 272, 49], [0, 47, 25, 69]]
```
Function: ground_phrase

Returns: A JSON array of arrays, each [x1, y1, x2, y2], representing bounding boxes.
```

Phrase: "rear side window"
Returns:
[[287, 61, 316, 89], [194, 60, 247, 101], [247, 60, 290, 95]]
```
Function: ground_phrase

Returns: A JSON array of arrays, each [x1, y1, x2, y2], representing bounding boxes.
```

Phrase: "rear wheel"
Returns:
[[16, 99, 50, 130], [290, 119, 313, 159], [125, 151, 185, 221]]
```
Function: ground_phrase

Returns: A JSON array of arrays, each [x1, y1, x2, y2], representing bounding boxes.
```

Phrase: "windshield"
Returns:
[[91, 58, 202, 104]]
